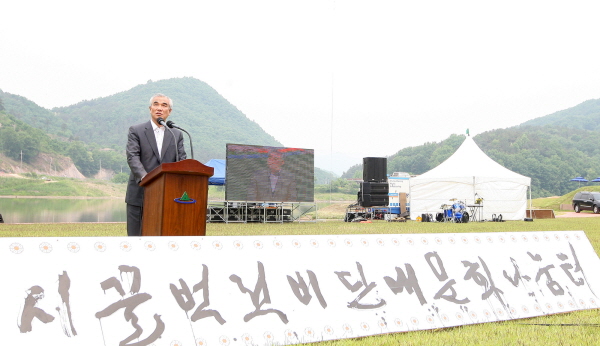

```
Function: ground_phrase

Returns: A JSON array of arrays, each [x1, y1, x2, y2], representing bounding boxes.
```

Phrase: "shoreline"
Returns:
[[0, 196, 123, 199]]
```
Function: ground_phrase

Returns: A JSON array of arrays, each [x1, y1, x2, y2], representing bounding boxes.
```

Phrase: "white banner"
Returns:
[[3, 231, 599, 346]]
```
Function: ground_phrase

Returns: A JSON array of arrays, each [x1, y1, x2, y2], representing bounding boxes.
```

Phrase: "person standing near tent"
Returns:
[[125, 93, 187, 236]]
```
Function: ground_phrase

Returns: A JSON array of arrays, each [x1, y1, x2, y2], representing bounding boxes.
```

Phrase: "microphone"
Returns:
[[157, 117, 179, 162], [167, 120, 194, 160]]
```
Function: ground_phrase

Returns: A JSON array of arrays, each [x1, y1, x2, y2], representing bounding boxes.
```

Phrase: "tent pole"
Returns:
[[529, 185, 532, 212]]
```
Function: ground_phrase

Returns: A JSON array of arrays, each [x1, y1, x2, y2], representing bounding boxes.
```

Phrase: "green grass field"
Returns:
[[1, 218, 599, 346]]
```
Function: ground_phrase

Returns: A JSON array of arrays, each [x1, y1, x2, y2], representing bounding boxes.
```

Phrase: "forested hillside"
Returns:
[[0, 112, 125, 178], [342, 98, 600, 198], [521, 98, 600, 131], [52, 78, 282, 162], [0, 78, 284, 178], [2, 78, 598, 197], [1, 78, 282, 163]]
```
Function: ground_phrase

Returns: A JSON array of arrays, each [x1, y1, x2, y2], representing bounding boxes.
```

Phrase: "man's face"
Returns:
[[267, 152, 284, 174], [149, 96, 172, 126]]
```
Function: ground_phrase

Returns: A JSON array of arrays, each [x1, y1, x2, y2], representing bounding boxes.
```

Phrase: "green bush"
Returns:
[[111, 172, 129, 184]]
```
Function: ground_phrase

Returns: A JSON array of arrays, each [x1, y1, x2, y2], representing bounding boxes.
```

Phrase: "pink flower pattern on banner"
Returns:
[[144, 241, 156, 251], [39, 242, 52, 253], [219, 335, 230, 345], [67, 242, 80, 253], [120, 241, 132, 252], [360, 322, 369, 331], [233, 240, 243, 250], [241, 333, 252, 344], [263, 331, 274, 344], [94, 242, 106, 252]]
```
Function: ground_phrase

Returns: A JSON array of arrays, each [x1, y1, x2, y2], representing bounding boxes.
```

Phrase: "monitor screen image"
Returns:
[[225, 144, 314, 202]]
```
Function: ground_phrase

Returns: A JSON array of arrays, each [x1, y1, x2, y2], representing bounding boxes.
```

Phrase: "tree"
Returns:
[[68, 141, 98, 177], [111, 172, 129, 184], [0, 127, 41, 163]]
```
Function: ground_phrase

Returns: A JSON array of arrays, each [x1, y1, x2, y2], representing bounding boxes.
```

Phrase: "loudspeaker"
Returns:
[[363, 157, 387, 182], [360, 182, 389, 194], [359, 193, 389, 207]]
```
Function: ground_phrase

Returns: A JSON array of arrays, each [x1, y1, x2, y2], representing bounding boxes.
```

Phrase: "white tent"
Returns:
[[409, 136, 531, 221]]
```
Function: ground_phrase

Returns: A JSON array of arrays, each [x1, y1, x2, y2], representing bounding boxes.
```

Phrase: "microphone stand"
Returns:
[[166, 120, 194, 160]]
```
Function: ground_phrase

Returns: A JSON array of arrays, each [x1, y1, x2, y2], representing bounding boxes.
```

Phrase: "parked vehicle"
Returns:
[[572, 191, 600, 214]]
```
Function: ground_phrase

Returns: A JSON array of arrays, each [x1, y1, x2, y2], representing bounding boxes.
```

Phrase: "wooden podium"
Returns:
[[139, 159, 214, 236]]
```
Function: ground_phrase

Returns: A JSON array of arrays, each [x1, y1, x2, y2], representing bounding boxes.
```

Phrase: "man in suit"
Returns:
[[125, 93, 187, 236], [246, 149, 297, 202]]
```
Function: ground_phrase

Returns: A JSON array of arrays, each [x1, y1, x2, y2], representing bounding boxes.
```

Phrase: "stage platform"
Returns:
[[344, 204, 391, 222], [207, 201, 317, 223]]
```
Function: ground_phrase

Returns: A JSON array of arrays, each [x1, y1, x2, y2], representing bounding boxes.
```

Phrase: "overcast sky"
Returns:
[[2, 1, 600, 174]]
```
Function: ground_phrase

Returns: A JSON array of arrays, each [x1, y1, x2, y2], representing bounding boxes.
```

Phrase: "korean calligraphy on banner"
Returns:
[[3, 231, 599, 346]]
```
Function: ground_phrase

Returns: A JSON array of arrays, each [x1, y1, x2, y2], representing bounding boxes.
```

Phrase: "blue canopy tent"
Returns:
[[205, 159, 226, 185], [570, 176, 588, 187], [592, 177, 600, 183]]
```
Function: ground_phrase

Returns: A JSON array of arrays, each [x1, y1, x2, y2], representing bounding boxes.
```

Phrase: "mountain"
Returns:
[[342, 98, 600, 197], [314, 167, 338, 185], [55, 77, 282, 163], [521, 98, 600, 131], [2, 78, 282, 163], [2, 80, 599, 196], [0, 89, 62, 134]]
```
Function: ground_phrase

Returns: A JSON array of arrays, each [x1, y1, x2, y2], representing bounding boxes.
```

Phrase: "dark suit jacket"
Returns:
[[246, 168, 298, 202], [125, 120, 187, 207]]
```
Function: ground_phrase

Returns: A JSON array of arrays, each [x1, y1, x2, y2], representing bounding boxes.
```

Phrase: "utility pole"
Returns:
[[20, 150, 23, 169]]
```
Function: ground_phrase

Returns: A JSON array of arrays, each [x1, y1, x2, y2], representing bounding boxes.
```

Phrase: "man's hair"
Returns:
[[149, 93, 173, 109]]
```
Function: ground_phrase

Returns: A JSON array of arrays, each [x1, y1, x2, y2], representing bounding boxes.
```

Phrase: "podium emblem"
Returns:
[[174, 191, 196, 204]]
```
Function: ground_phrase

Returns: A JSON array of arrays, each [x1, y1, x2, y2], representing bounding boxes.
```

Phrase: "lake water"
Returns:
[[0, 198, 126, 223]]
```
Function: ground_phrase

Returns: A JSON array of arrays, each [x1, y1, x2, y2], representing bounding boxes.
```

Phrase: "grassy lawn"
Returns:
[[1, 218, 599, 346]]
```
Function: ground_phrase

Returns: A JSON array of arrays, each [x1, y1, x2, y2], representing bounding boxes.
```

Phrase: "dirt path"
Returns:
[[555, 212, 600, 218]]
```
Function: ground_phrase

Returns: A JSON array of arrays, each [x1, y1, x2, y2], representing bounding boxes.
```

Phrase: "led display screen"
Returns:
[[225, 144, 314, 202]]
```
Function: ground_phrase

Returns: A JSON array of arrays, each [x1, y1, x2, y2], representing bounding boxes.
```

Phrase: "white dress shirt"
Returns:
[[151, 121, 165, 159]]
